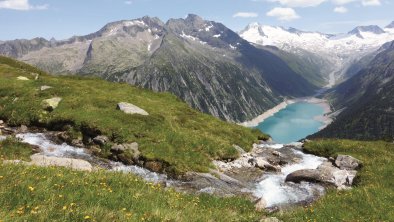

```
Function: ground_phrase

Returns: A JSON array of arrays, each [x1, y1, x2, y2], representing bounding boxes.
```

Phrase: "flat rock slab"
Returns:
[[3, 154, 92, 172], [40, 85, 53, 91], [117, 102, 149, 116], [30, 155, 92, 171], [17, 76, 29, 81], [42, 97, 62, 111]]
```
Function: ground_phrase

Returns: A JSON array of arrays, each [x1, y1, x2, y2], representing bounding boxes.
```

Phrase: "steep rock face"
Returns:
[[0, 14, 316, 122], [311, 41, 394, 140]]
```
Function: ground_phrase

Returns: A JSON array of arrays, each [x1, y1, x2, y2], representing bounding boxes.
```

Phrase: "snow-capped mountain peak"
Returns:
[[239, 21, 394, 85], [348, 25, 385, 38], [385, 21, 394, 29]]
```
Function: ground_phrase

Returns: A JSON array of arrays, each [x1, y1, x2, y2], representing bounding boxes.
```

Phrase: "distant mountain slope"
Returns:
[[240, 22, 394, 85], [0, 14, 316, 122], [311, 41, 394, 140]]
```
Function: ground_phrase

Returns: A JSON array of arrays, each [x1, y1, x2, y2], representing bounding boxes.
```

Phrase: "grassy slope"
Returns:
[[0, 163, 262, 222], [0, 139, 262, 221], [0, 137, 37, 161], [0, 56, 267, 174], [278, 139, 394, 221]]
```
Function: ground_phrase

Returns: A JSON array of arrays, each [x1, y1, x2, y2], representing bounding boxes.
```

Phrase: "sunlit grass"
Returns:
[[0, 163, 262, 221], [0, 56, 268, 174]]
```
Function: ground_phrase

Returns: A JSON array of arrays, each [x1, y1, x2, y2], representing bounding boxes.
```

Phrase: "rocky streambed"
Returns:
[[0, 122, 361, 211]]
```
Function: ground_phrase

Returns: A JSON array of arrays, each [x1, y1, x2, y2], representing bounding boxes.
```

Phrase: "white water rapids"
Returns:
[[14, 133, 327, 208], [254, 144, 326, 207], [15, 133, 168, 183]]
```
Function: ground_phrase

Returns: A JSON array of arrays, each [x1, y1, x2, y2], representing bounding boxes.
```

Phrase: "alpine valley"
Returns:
[[1, 13, 394, 222]]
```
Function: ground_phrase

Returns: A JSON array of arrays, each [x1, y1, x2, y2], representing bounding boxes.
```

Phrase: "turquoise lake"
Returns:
[[256, 102, 325, 144]]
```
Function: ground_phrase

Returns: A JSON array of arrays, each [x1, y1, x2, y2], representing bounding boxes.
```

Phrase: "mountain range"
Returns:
[[0, 14, 316, 122], [311, 40, 394, 140], [240, 22, 394, 86], [1, 15, 394, 136]]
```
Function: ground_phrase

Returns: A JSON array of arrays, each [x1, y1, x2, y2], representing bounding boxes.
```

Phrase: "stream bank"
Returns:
[[0, 122, 360, 211]]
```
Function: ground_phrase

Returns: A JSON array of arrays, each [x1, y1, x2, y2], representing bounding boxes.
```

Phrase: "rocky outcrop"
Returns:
[[180, 170, 250, 197], [110, 142, 140, 165], [92, 135, 109, 146], [213, 143, 299, 173], [285, 161, 358, 189], [42, 97, 62, 111], [335, 155, 361, 170], [117, 102, 149, 116]]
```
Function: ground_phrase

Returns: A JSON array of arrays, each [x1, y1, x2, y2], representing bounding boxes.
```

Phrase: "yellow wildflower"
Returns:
[[84, 216, 91, 220], [28, 186, 34, 192]]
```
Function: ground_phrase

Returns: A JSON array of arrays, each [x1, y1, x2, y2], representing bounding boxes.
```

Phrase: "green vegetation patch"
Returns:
[[0, 164, 262, 221], [0, 56, 267, 174], [0, 137, 37, 161], [279, 140, 394, 221]]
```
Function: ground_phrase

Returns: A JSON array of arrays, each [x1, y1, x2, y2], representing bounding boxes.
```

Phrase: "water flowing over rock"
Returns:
[[285, 161, 358, 189], [117, 102, 149, 116], [12, 132, 360, 210], [0, 135, 6, 142]]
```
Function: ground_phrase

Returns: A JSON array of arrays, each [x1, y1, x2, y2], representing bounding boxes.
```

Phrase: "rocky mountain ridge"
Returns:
[[0, 14, 316, 122]]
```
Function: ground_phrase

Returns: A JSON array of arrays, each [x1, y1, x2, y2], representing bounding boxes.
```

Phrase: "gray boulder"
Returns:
[[42, 97, 62, 111], [117, 102, 149, 116], [110, 144, 125, 153], [111, 142, 140, 164], [254, 157, 280, 172], [93, 135, 109, 146], [335, 155, 361, 170], [285, 169, 321, 183], [286, 161, 358, 189]]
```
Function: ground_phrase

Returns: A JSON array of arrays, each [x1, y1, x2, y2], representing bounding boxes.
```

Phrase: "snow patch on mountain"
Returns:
[[240, 23, 394, 86]]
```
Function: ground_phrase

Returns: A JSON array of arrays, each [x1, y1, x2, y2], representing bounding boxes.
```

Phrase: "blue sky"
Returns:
[[0, 0, 393, 40]]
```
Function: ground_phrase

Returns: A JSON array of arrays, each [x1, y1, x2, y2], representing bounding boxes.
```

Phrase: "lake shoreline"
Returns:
[[240, 97, 333, 129]]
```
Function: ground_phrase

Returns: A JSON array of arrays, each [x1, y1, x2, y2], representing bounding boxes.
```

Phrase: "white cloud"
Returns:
[[270, 0, 327, 7], [334, 6, 348, 13], [361, 0, 381, 6], [124, 0, 133, 5], [266, 7, 300, 21], [331, 0, 357, 5], [233, 12, 259, 18], [0, 0, 48, 10]]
